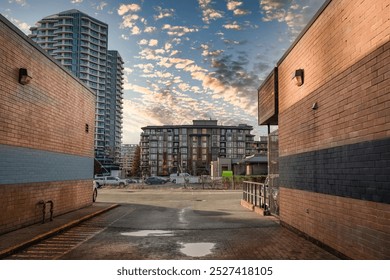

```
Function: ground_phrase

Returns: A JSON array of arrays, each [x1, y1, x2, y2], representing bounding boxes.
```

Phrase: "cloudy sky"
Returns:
[[1, 0, 326, 143]]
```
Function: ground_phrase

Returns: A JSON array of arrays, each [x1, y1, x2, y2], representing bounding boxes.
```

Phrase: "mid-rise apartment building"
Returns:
[[140, 120, 255, 176], [29, 9, 123, 172]]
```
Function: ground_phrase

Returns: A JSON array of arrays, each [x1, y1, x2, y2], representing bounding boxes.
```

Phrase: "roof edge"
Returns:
[[0, 14, 96, 97], [276, 0, 333, 66]]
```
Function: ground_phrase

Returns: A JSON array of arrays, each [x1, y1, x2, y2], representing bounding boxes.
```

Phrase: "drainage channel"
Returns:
[[4, 223, 105, 260], [5, 206, 134, 260]]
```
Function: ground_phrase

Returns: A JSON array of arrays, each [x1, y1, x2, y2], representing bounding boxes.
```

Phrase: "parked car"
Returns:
[[93, 181, 98, 202], [126, 178, 138, 184], [94, 176, 128, 187], [169, 173, 200, 184], [144, 176, 169, 185]]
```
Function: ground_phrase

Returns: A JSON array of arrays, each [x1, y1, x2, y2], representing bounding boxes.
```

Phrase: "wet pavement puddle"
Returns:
[[179, 242, 215, 257], [121, 230, 174, 237]]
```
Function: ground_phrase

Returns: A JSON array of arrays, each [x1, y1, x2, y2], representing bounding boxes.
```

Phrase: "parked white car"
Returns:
[[169, 173, 199, 184], [93, 181, 98, 202], [169, 173, 190, 183], [94, 176, 128, 187]]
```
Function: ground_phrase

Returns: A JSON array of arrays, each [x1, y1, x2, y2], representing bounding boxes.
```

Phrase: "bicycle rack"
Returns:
[[38, 200, 54, 224]]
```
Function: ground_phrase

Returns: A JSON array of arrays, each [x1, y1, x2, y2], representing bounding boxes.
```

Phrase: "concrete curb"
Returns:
[[0, 203, 119, 259]]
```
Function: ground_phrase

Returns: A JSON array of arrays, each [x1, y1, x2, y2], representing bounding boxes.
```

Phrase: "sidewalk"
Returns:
[[0, 203, 118, 259]]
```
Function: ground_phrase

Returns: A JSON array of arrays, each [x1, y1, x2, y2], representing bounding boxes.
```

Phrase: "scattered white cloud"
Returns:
[[227, 0, 242, 10], [144, 26, 157, 33], [259, 0, 321, 39], [95, 1, 108, 10], [138, 39, 148, 45], [223, 21, 242, 30], [9, 0, 28, 6], [227, 0, 250, 16], [118, 3, 141, 16], [120, 14, 139, 29], [198, 0, 223, 24], [9, 17, 30, 33], [162, 24, 199, 37], [134, 63, 154, 74], [149, 39, 158, 47], [154, 6, 175, 20], [124, 67, 133, 74], [71, 0, 83, 3], [200, 44, 224, 57], [124, 83, 154, 95], [131, 26, 141, 35]]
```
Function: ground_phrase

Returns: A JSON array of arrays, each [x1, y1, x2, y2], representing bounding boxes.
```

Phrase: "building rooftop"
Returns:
[[141, 120, 253, 130]]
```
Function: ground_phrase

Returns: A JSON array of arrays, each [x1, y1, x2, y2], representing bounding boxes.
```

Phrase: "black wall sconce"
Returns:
[[19, 68, 32, 85], [292, 69, 304, 86]]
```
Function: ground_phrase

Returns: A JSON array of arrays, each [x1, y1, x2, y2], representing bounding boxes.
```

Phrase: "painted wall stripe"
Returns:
[[0, 144, 94, 185], [279, 137, 390, 204]]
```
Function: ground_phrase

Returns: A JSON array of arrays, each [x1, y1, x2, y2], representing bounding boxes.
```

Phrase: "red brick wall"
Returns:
[[278, 0, 390, 156], [275, 0, 390, 259], [0, 181, 93, 234], [0, 16, 95, 234], [0, 24, 95, 157], [280, 188, 390, 259]]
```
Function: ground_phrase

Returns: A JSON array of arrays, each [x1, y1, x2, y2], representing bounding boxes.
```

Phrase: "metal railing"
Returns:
[[242, 181, 269, 214]]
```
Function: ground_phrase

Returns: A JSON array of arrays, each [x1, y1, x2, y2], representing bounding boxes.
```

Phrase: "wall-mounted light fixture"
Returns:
[[292, 69, 304, 86], [19, 68, 32, 85]]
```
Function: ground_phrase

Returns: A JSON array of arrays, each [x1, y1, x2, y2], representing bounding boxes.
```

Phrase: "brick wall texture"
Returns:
[[0, 16, 96, 234], [275, 0, 390, 259]]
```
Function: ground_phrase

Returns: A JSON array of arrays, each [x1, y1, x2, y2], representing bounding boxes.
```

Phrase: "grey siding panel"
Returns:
[[0, 144, 93, 184], [279, 137, 390, 204]]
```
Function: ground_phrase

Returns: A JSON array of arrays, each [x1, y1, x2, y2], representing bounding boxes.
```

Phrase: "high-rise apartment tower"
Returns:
[[29, 9, 123, 172]]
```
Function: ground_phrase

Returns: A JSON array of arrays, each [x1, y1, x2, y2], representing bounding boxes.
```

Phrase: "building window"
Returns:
[[150, 142, 157, 147]]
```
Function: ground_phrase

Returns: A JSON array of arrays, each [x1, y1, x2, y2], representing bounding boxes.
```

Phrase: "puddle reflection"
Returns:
[[121, 230, 174, 237], [180, 242, 215, 257]]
